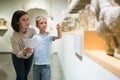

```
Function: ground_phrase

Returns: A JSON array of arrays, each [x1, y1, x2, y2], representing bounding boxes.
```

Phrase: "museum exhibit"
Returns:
[[0, 0, 120, 80]]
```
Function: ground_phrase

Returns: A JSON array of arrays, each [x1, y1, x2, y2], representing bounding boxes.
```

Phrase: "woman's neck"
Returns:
[[19, 30, 26, 34]]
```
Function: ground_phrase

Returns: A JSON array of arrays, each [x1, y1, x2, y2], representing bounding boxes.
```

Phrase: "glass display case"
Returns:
[[0, 18, 8, 36]]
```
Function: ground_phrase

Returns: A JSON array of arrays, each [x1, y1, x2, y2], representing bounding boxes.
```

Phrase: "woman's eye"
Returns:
[[22, 18, 28, 22]]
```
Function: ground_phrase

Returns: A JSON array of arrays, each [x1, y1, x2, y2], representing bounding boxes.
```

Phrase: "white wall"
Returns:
[[0, 0, 23, 52], [50, 0, 67, 53], [51, 0, 67, 23], [60, 33, 120, 80], [22, 0, 51, 12]]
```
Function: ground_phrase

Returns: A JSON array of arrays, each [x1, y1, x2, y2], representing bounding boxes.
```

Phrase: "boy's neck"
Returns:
[[40, 30, 47, 34]]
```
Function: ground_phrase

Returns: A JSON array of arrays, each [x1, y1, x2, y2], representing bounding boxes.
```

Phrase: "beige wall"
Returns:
[[84, 31, 105, 50]]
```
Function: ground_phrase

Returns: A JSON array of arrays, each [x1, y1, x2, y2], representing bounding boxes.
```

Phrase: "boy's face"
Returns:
[[37, 18, 47, 31]]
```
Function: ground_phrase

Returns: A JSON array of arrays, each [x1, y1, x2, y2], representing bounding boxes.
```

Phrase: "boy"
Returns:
[[33, 16, 62, 80]]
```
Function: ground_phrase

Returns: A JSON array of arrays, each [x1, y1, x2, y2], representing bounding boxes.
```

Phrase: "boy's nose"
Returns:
[[43, 23, 45, 25]]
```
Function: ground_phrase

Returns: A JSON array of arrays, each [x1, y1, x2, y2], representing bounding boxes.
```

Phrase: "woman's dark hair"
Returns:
[[11, 10, 28, 32]]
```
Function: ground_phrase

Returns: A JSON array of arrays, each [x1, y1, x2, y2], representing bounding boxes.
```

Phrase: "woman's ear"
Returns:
[[36, 24, 38, 28], [17, 22, 19, 25]]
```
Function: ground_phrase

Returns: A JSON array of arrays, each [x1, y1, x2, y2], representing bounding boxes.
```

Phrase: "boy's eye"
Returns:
[[40, 22, 47, 24], [40, 22, 43, 24]]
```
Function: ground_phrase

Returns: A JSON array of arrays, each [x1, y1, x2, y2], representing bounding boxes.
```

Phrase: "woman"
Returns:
[[10, 10, 36, 80]]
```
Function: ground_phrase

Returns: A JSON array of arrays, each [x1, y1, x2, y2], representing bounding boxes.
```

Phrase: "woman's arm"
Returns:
[[11, 37, 33, 59]]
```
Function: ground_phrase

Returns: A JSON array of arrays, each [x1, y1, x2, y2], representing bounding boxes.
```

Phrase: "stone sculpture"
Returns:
[[89, 0, 120, 59]]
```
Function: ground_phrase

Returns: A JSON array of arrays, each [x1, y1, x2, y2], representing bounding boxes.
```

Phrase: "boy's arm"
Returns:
[[53, 24, 62, 40]]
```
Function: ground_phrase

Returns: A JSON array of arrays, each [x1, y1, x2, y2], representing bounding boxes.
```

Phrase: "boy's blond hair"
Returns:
[[36, 16, 47, 25]]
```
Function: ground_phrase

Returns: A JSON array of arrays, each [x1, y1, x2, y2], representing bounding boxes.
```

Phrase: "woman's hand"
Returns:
[[22, 47, 34, 56]]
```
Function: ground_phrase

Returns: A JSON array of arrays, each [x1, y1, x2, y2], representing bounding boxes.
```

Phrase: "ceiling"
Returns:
[[69, 0, 120, 14], [115, 0, 120, 5], [69, 0, 90, 13]]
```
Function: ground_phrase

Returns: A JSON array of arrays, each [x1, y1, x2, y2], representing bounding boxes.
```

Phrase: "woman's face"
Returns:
[[18, 14, 29, 33]]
